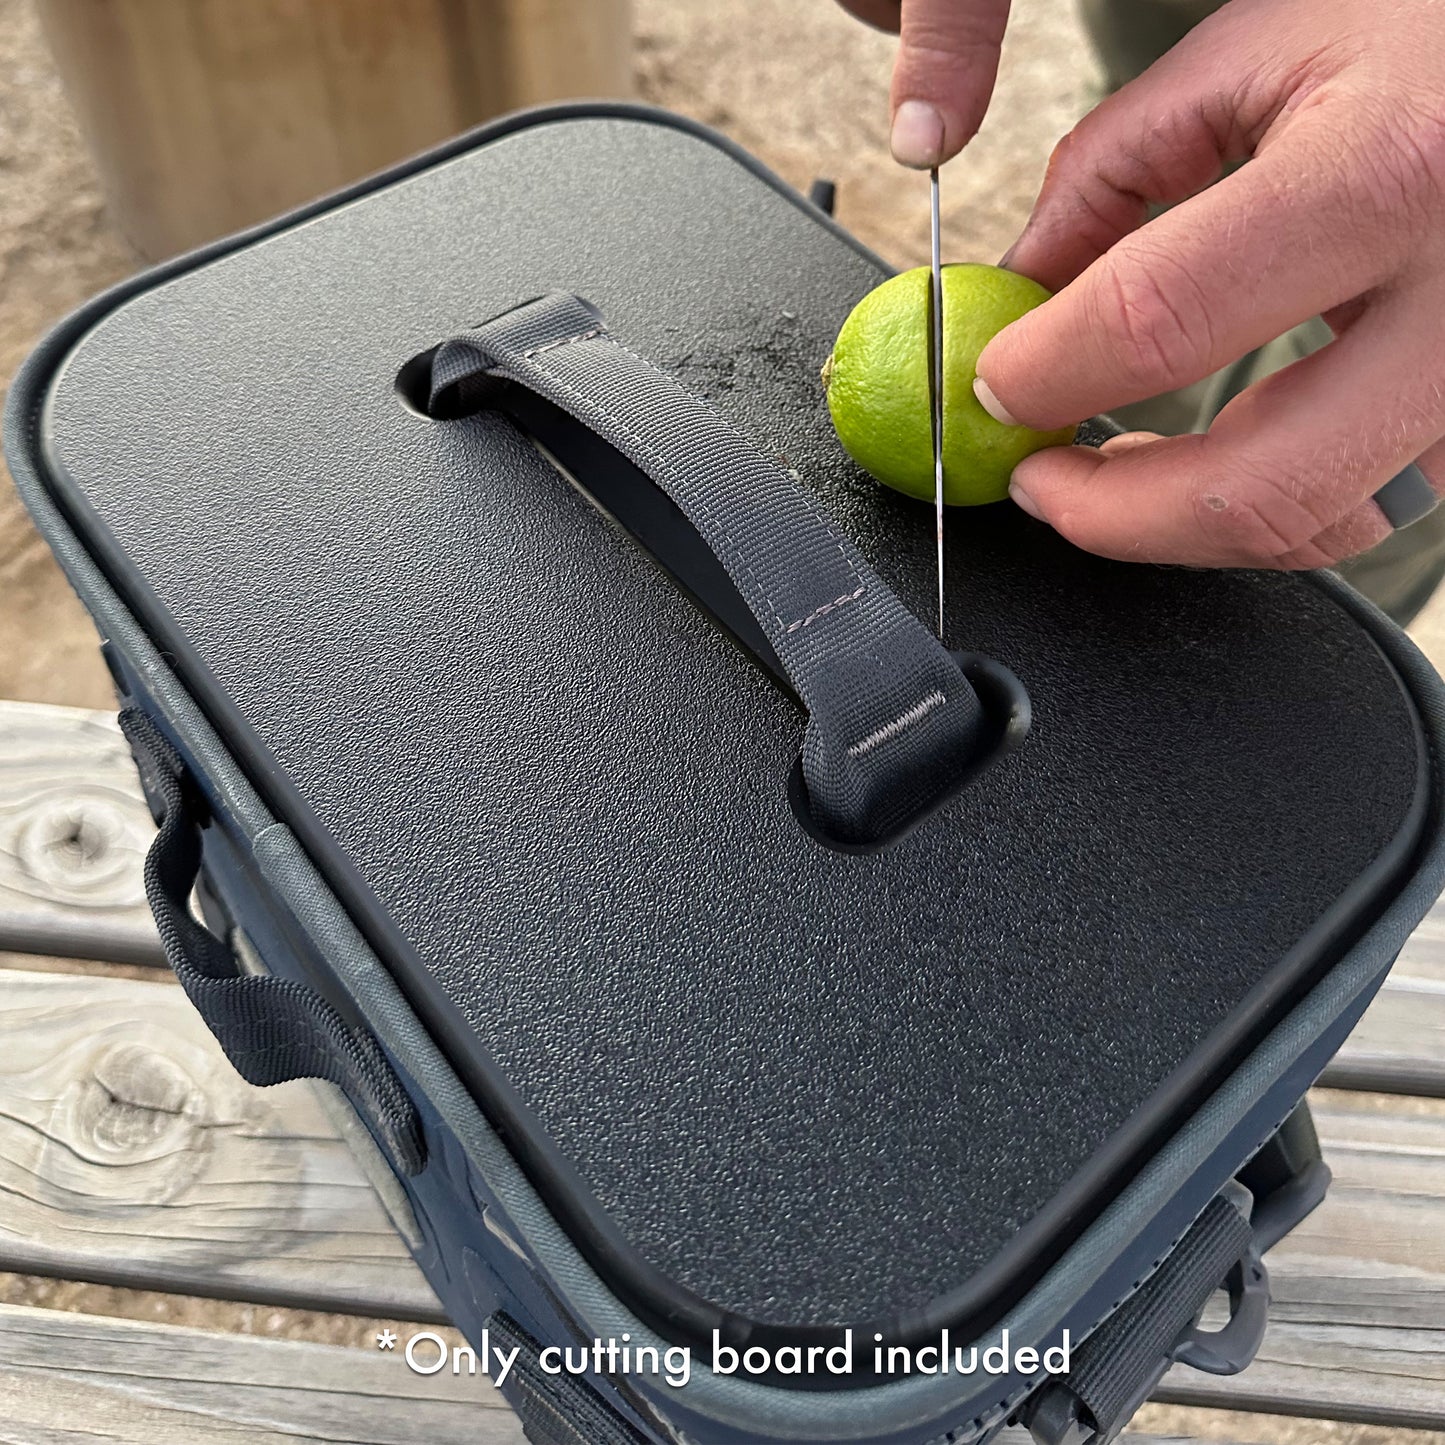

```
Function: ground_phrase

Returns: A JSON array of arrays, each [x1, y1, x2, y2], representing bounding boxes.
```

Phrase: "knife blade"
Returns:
[[928, 165, 946, 639]]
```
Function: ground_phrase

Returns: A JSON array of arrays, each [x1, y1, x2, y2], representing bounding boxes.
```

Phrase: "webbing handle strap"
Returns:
[[429, 293, 985, 845], [1026, 1184, 1268, 1445], [119, 707, 426, 1177], [487, 1314, 653, 1445]]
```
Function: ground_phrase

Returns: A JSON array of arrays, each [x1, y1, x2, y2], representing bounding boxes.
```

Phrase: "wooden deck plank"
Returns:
[[1277, 1091, 1445, 1334], [1389, 905, 1445, 985], [1158, 1090, 1445, 1429], [1323, 905, 1445, 1094], [0, 701, 161, 966], [1323, 968, 1445, 1095], [0, 969, 441, 1321], [1002, 1436, 1226, 1444], [1157, 1318, 1445, 1434], [0, 1300, 1245, 1445], [0, 1302, 515, 1445], [0, 971, 1442, 1430]]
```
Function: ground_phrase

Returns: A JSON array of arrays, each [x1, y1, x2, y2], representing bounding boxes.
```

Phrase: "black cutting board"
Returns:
[[38, 108, 1426, 1349]]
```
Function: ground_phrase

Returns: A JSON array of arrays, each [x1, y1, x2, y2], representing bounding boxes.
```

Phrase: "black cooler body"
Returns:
[[7, 105, 1445, 1445]]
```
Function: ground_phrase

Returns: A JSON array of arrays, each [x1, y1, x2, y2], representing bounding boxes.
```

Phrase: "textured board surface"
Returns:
[[28, 111, 1434, 1335], [6, 699, 1440, 1097]]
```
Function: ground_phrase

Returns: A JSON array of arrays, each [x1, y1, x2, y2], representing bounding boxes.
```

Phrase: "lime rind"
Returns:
[[825, 264, 1076, 507]]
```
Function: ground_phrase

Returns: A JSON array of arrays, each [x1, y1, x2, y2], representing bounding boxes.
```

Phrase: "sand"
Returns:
[[0, 0, 1095, 707]]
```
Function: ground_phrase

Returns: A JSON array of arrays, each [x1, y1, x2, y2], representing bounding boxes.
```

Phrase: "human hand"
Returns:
[[834, 0, 1013, 167], [973, 0, 1445, 570]]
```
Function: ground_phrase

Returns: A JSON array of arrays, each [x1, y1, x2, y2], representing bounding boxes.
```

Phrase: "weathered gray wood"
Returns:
[[1322, 905, 1445, 1094], [995, 1436, 1230, 1444], [1323, 966, 1445, 1095], [1157, 1089, 1445, 1429], [1157, 1318, 1445, 1433], [0, 972, 1442, 1429], [0, 968, 441, 1320], [0, 1302, 518, 1445], [0, 701, 161, 965], [1279, 1091, 1445, 1333], [0, 1301, 1241, 1445], [1390, 904, 1445, 985]]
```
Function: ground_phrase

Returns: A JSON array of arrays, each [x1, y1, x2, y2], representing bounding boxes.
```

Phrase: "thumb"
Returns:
[[890, 0, 1012, 168]]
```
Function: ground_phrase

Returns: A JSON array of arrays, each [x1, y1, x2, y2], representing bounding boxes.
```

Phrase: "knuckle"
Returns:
[[1091, 247, 1217, 393], [1411, 100, 1445, 189], [1337, 97, 1445, 235], [1274, 504, 1387, 570], [1271, 537, 1347, 571], [1189, 456, 1330, 563], [1390, 112, 1445, 220], [901, 2, 1005, 48], [900, 3, 1008, 59], [1043, 128, 1076, 186], [1193, 497, 1290, 564]]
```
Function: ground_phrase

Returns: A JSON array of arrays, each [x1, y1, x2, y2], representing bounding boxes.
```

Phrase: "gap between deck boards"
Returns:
[[3, 707, 1444, 1437]]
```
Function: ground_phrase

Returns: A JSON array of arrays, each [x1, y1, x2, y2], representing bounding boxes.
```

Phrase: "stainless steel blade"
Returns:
[[928, 166, 946, 638]]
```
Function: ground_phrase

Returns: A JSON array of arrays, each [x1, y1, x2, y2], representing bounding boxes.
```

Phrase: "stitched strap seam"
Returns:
[[513, 323, 869, 622], [847, 690, 947, 758]]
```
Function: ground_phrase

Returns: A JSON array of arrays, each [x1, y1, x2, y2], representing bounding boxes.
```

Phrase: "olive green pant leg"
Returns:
[[1075, 0, 1445, 623], [1078, 0, 1224, 92]]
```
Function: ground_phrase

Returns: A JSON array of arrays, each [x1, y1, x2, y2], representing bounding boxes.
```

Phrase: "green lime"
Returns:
[[823, 263, 1076, 506]]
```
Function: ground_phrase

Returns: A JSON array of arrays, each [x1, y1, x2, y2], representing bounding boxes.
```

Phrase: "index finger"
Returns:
[[1005, 286, 1445, 568], [975, 117, 1412, 430], [888, 0, 1012, 167]]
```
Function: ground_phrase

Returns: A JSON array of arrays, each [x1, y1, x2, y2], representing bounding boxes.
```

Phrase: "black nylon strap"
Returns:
[[430, 293, 985, 844], [487, 1314, 652, 1445], [1062, 1194, 1254, 1439], [119, 707, 425, 1176]]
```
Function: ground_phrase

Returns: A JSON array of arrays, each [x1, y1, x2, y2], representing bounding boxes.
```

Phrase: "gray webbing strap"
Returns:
[[1059, 1194, 1256, 1441], [488, 1314, 651, 1445], [430, 293, 984, 844], [119, 707, 426, 1177]]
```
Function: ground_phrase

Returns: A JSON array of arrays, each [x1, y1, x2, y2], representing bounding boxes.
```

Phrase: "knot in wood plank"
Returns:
[[0, 702, 161, 961], [70, 1042, 207, 1165], [11, 789, 148, 909], [51, 1040, 215, 1208]]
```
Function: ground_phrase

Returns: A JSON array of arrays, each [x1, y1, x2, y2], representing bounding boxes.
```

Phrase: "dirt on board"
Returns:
[[0, 0, 1100, 709]]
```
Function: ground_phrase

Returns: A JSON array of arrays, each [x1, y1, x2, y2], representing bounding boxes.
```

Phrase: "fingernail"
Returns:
[[1098, 430, 1163, 455], [1009, 480, 1043, 520], [891, 100, 945, 169], [973, 376, 1021, 427], [998, 228, 1029, 271]]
